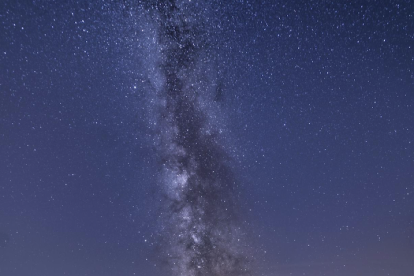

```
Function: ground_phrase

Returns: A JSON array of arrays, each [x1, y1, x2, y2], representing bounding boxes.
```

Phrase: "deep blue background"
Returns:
[[1, 1, 413, 275]]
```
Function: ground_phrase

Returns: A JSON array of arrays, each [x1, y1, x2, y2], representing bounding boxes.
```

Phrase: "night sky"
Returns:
[[1, 1, 414, 276]]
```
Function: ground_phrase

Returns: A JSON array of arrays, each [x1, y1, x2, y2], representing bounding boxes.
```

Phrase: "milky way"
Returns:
[[141, 1, 249, 275]]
